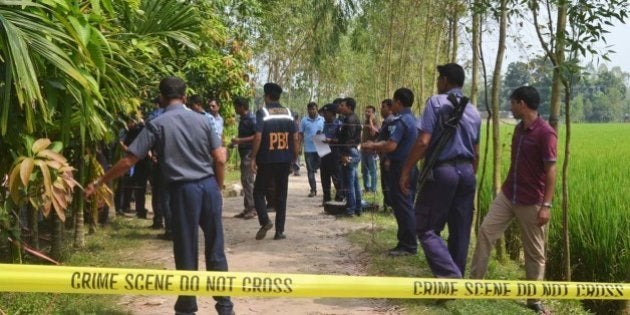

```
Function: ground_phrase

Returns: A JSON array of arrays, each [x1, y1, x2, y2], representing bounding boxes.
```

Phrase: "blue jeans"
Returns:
[[169, 176, 233, 315], [361, 152, 377, 192], [343, 148, 362, 214], [304, 152, 320, 192]]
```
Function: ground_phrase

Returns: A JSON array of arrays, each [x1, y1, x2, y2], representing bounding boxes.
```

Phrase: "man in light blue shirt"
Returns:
[[208, 98, 224, 140], [299, 102, 325, 197]]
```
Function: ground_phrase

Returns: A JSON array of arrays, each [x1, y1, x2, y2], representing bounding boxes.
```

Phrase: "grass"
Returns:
[[345, 211, 589, 314], [0, 218, 162, 315]]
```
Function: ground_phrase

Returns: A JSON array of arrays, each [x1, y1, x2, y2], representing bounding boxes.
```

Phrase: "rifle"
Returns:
[[415, 94, 470, 200]]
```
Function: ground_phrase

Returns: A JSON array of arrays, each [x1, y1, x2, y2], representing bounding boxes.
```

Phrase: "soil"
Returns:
[[117, 172, 400, 315]]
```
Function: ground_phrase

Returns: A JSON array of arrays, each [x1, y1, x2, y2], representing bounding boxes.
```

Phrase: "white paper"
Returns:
[[313, 133, 331, 157]]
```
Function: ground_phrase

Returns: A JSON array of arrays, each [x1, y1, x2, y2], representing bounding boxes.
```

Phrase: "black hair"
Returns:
[[381, 99, 393, 107], [366, 105, 376, 112], [264, 82, 282, 101], [437, 63, 465, 87], [510, 86, 540, 110], [307, 101, 318, 109], [233, 97, 250, 110], [393, 88, 414, 108], [332, 98, 343, 105], [159, 77, 186, 101], [188, 94, 203, 106], [342, 97, 356, 111]]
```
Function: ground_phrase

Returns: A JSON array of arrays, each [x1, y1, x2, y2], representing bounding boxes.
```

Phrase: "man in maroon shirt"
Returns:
[[470, 86, 557, 314]]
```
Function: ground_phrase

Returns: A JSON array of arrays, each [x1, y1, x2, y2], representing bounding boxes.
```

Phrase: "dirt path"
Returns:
[[119, 171, 399, 315]]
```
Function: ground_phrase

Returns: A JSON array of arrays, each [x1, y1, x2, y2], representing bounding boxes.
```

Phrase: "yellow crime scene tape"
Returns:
[[0, 264, 628, 300]]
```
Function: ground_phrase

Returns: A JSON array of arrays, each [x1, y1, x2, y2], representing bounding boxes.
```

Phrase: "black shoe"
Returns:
[[527, 302, 550, 314], [308, 191, 316, 197], [255, 222, 274, 240], [389, 248, 415, 256], [273, 233, 286, 240], [148, 223, 163, 229], [355, 212, 362, 217], [157, 232, 172, 241], [234, 210, 247, 218]]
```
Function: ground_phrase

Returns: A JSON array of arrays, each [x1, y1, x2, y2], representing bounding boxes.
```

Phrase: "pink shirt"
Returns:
[[502, 117, 557, 205]]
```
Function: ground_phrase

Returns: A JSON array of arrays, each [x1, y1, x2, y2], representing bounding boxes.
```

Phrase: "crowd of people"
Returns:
[[85, 62, 557, 315]]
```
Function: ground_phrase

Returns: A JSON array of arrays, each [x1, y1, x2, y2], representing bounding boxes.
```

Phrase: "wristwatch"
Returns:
[[541, 202, 552, 208]]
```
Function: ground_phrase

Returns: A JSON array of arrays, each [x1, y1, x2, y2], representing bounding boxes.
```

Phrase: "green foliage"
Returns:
[[501, 59, 629, 122]]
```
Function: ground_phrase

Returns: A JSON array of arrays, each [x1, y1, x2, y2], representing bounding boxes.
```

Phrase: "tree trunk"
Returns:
[[28, 204, 39, 250], [50, 212, 63, 260], [549, 2, 567, 129], [470, 2, 480, 105], [491, 0, 508, 260], [74, 122, 86, 248], [450, 6, 459, 63], [562, 86, 572, 281], [491, 0, 507, 197], [384, 0, 397, 97]]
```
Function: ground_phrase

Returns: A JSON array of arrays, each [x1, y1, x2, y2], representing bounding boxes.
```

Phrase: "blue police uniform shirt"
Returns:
[[127, 104, 222, 183], [146, 108, 165, 123], [387, 108, 419, 162], [237, 111, 256, 152], [377, 114, 395, 141], [255, 103, 296, 164], [420, 87, 481, 161], [299, 114, 324, 153], [323, 119, 341, 139]]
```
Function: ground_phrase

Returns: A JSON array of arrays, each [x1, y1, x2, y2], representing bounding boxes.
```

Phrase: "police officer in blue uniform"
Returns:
[[375, 99, 395, 212], [86, 77, 234, 315], [362, 88, 419, 256], [251, 83, 298, 240]]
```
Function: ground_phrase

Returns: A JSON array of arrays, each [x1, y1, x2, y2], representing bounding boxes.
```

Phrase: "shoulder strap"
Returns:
[[444, 94, 469, 128]]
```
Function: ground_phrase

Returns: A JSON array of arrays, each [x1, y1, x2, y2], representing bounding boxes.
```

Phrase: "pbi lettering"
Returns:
[[71, 272, 119, 290], [269, 132, 289, 150], [206, 276, 236, 292], [242, 276, 292, 293], [123, 273, 174, 291], [576, 283, 624, 298], [413, 281, 458, 296], [464, 281, 512, 296]]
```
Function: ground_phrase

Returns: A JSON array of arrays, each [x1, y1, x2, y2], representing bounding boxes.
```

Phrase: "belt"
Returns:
[[434, 157, 473, 167]]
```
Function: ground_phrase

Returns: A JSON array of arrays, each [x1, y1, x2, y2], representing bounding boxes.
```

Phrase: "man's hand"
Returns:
[[231, 138, 239, 145], [399, 172, 410, 196], [341, 155, 351, 166], [537, 207, 551, 226], [250, 160, 258, 173], [84, 183, 97, 199]]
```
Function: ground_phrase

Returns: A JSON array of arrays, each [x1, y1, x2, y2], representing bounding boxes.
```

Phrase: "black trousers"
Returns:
[[254, 163, 290, 234], [320, 150, 344, 202]]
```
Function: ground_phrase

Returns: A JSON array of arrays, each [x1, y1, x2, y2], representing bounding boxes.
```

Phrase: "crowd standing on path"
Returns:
[[85, 62, 557, 315]]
